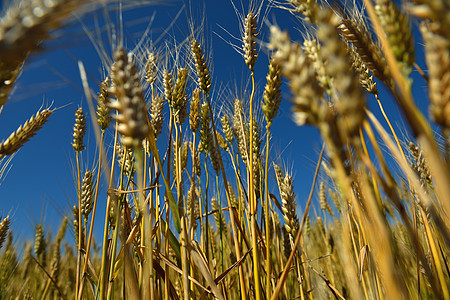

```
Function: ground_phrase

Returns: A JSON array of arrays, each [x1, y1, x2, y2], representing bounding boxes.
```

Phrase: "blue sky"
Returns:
[[0, 0, 428, 245]]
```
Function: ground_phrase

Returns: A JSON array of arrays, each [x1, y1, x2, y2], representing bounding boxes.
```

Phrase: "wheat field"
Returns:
[[0, 0, 449, 299]]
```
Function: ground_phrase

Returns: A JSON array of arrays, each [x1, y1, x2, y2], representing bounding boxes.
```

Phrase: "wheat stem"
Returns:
[[205, 91, 249, 299], [98, 124, 118, 300], [271, 144, 324, 299], [248, 71, 262, 300], [106, 144, 127, 300], [264, 128, 271, 296], [82, 132, 104, 279], [75, 151, 83, 300]]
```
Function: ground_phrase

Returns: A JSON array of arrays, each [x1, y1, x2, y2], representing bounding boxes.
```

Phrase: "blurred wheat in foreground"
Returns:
[[1, 0, 450, 299]]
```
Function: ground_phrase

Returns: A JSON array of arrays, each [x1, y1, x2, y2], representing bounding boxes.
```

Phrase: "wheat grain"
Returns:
[[0, 216, 9, 249], [71, 107, 86, 152], [270, 25, 324, 126], [287, 0, 319, 23], [421, 24, 450, 130], [375, 0, 415, 76], [338, 17, 390, 84], [172, 68, 189, 125], [80, 171, 94, 220], [190, 89, 200, 133], [302, 38, 333, 94], [274, 164, 299, 237], [348, 44, 378, 95], [34, 224, 46, 265], [163, 69, 174, 105], [208, 131, 220, 174], [317, 10, 366, 139], [243, 12, 258, 72], [96, 78, 112, 131], [0, 107, 52, 158], [199, 102, 210, 153], [233, 98, 249, 162], [319, 182, 333, 216], [109, 48, 149, 148], [145, 52, 157, 85], [181, 141, 189, 171], [187, 182, 199, 228], [262, 55, 282, 126], [212, 197, 228, 236], [72, 205, 87, 251], [150, 95, 164, 139], [221, 115, 233, 143], [216, 131, 228, 151], [191, 142, 201, 177], [409, 141, 432, 185], [115, 144, 135, 176], [0, 0, 90, 105], [191, 39, 211, 96]]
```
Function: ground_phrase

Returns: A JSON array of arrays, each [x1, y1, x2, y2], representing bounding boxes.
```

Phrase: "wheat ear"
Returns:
[[0, 107, 53, 158], [0, 216, 10, 249], [109, 48, 149, 148], [0, 0, 90, 105]]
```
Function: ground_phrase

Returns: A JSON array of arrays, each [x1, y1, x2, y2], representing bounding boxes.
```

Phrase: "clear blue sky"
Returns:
[[0, 0, 427, 245]]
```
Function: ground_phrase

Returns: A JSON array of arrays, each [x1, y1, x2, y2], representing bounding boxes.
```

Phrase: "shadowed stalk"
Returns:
[[216, 176, 224, 274], [242, 9, 261, 299], [106, 146, 127, 300], [164, 103, 174, 300], [263, 130, 271, 295], [248, 70, 261, 300], [72, 107, 86, 300], [191, 37, 248, 298], [262, 55, 282, 296], [75, 151, 83, 300], [81, 131, 105, 287], [134, 147, 153, 299], [174, 122, 189, 300], [99, 124, 118, 300], [420, 207, 449, 300], [271, 144, 324, 299], [107, 46, 151, 299], [204, 155, 210, 261], [205, 92, 249, 299], [363, 0, 450, 219], [374, 93, 408, 163]]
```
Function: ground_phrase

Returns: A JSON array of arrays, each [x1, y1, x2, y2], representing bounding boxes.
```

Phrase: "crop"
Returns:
[[1, 0, 449, 299]]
